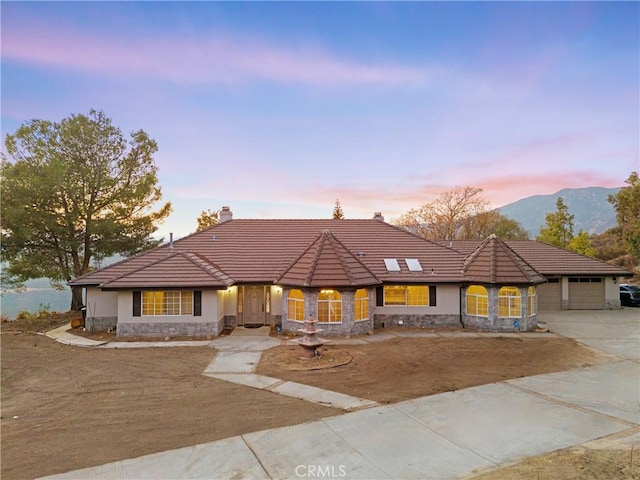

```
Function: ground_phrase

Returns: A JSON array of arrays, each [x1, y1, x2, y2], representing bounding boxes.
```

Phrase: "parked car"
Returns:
[[620, 284, 640, 307]]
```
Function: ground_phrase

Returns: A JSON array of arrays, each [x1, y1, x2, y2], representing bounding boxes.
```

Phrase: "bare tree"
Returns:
[[394, 186, 489, 240]]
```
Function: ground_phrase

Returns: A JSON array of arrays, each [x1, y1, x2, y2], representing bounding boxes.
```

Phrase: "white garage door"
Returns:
[[538, 279, 562, 311], [568, 277, 605, 310]]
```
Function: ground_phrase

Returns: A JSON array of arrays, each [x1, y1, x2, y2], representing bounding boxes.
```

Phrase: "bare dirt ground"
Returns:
[[257, 336, 611, 404], [1, 316, 338, 480], [473, 445, 639, 479], [2, 314, 634, 479]]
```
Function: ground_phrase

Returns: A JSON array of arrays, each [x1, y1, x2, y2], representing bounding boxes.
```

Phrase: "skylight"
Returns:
[[384, 258, 401, 272], [405, 258, 423, 272]]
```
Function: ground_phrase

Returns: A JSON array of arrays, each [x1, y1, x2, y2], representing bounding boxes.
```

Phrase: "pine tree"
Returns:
[[332, 199, 345, 219], [536, 197, 574, 249], [1, 110, 172, 309]]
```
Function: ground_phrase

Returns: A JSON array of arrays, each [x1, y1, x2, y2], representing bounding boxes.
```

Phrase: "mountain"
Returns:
[[498, 187, 620, 238]]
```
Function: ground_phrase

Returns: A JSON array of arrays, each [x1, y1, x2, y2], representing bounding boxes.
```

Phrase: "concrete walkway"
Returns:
[[44, 324, 109, 347], [204, 329, 379, 411], [41, 311, 639, 479]]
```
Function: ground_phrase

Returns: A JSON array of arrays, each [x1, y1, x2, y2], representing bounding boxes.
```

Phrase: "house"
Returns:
[[69, 207, 632, 338]]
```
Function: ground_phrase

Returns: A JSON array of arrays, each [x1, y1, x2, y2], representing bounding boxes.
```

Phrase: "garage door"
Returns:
[[568, 277, 605, 310], [538, 279, 562, 311]]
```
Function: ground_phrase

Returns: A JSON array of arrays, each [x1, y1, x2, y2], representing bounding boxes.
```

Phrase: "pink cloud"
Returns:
[[2, 21, 429, 87]]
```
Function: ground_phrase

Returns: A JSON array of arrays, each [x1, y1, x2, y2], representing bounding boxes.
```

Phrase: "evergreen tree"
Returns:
[[536, 197, 574, 248], [332, 199, 345, 219], [1, 110, 172, 309]]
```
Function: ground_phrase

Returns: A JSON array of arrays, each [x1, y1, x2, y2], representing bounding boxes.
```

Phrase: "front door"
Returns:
[[243, 286, 265, 325]]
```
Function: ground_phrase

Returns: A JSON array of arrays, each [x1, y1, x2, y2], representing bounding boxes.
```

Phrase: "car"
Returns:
[[620, 284, 640, 307]]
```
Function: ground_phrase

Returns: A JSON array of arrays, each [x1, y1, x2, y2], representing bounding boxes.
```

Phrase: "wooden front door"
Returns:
[[243, 286, 266, 325]]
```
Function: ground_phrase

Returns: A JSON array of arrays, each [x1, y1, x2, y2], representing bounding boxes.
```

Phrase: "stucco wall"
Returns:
[[561, 277, 570, 309], [605, 277, 622, 309], [84, 287, 118, 332], [271, 286, 283, 316]]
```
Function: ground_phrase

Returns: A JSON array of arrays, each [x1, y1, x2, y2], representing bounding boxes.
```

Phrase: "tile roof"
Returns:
[[101, 251, 233, 289], [70, 219, 467, 288], [70, 217, 632, 290], [277, 230, 380, 287], [444, 240, 632, 277], [463, 235, 545, 285]]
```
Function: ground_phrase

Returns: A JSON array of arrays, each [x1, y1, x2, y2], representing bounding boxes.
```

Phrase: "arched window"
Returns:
[[287, 289, 304, 321], [318, 289, 342, 323], [354, 289, 369, 321], [498, 287, 521, 318], [466, 285, 488, 317], [527, 286, 537, 316]]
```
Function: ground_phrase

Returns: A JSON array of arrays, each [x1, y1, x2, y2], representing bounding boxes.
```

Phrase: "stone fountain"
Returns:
[[296, 315, 328, 358]]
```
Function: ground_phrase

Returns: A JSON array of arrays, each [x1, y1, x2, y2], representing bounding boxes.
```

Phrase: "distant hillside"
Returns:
[[499, 187, 620, 238]]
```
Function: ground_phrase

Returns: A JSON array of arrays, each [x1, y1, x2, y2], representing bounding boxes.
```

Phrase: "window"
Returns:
[[498, 287, 521, 318], [383, 285, 429, 306], [354, 289, 369, 321], [570, 277, 602, 283], [142, 291, 193, 316], [466, 285, 488, 317], [287, 289, 304, 321], [317, 289, 342, 323], [384, 258, 401, 272], [405, 258, 423, 272], [527, 286, 537, 317]]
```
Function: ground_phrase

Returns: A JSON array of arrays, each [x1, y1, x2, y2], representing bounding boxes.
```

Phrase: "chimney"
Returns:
[[373, 212, 384, 221], [169, 232, 174, 248], [220, 206, 233, 223]]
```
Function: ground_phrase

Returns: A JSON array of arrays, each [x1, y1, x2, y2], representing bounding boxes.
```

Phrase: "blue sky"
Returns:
[[2, 1, 638, 239]]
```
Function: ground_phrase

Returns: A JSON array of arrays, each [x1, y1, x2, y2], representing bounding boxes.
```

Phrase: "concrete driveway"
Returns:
[[540, 308, 639, 360], [42, 309, 639, 480]]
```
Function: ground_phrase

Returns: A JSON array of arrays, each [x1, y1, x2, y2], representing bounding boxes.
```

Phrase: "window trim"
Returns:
[[287, 289, 305, 322], [317, 289, 342, 323], [383, 285, 430, 307], [527, 286, 537, 317], [140, 290, 194, 317], [466, 285, 488, 317], [354, 288, 369, 322], [498, 286, 521, 318]]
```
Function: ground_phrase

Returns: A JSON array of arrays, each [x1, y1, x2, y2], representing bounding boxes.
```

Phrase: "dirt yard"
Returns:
[[1, 314, 633, 479], [1, 318, 338, 480], [257, 336, 611, 404]]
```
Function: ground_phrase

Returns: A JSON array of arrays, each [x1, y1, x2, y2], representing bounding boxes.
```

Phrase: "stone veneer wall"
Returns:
[[117, 321, 223, 337], [280, 288, 374, 336], [373, 313, 461, 329], [462, 314, 538, 331], [223, 315, 237, 329], [461, 285, 538, 332], [281, 318, 373, 336], [85, 316, 117, 332]]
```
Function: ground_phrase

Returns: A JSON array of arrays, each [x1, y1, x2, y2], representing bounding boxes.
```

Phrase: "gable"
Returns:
[[101, 251, 233, 289]]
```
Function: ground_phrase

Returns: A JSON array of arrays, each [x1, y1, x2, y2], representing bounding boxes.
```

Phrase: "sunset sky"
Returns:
[[2, 1, 638, 239]]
